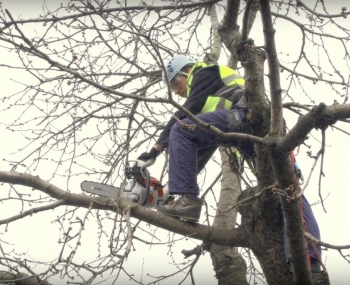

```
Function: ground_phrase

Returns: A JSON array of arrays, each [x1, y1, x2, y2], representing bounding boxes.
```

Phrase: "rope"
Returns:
[[225, 147, 244, 174]]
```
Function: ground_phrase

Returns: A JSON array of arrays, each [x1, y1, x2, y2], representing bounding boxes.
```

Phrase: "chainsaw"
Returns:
[[81, 160, 168, 208]]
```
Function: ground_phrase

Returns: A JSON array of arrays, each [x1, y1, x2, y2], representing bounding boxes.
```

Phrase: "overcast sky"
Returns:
[[1, 0, 350, 284]]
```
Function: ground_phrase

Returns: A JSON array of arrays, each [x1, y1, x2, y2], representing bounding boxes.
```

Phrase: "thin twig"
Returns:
[[65, 202, 93, 270]]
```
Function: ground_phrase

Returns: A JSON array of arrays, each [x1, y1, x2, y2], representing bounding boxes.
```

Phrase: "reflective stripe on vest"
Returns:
[[187, 62, 245, 113], [220, 67, 245, 88]]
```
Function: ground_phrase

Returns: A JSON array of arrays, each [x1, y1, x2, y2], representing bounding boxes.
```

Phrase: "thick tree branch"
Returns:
[[277, 103, 350, 153], [0, 271, 47, 285], [305, 232, 350, 250], [221, 0, 240, 30], [218, 0, 241, 68], [259, 0, 284, 135], [241, 0, 259, 42], [203, 4, 221, 64], [268, 150, 313, 285], [0, 170, 250, 248]]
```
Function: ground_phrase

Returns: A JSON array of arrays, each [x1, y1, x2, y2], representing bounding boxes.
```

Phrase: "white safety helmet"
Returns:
[[162, 54, 195, 85]]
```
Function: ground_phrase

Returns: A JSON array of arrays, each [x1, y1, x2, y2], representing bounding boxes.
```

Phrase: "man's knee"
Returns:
[[170, 121, 184, 136], [171, 118, 195, 135]]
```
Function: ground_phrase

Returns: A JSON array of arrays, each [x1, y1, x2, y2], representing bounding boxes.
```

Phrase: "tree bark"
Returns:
[[206, 3, 249, 284], [236, 37, 294, 284], [209, 148, 249, 285], [0, 170, 250, 246], [0, 271, 48, 285]]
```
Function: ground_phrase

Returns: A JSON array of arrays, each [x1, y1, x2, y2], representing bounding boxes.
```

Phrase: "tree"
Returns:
[[0, 0, 350, 284]]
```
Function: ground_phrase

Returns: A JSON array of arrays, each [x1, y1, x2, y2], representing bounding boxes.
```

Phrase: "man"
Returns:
[[137, 54, 254, 222], [136, 54, 328, 285]]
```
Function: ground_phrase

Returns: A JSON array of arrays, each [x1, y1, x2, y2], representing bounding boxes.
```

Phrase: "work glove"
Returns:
[[136, 147, 161, 169]]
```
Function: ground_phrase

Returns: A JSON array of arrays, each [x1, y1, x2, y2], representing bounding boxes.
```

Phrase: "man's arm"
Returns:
[[153, 144, 163, 152], [154, 66, 223, 151]]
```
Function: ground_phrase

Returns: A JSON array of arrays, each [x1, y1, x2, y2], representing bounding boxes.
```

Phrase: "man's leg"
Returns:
[[197, 146, 218, 174], [167, 110, 240, 195], [301, 195, 321, 261], [158, 110, 246, 222], [301, 196, 329, 284]]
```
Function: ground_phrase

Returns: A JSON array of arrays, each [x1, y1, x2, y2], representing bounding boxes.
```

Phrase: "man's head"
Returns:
[[162, 55, 195, 98]]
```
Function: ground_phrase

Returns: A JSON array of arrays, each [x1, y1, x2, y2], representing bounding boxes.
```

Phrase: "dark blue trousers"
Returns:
[[168, 109, 253, 195], [284, 195, 322, 261], [167, 108, 321, 260]]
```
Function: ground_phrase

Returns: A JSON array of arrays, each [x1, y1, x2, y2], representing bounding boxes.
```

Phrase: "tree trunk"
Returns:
[[236, 40, 294, 284], [209, 147, 248, 285]]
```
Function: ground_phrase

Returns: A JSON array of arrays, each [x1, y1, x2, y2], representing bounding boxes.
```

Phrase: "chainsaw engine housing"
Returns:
[[81, 161, 167, 208], [121, 161, 165, 207]]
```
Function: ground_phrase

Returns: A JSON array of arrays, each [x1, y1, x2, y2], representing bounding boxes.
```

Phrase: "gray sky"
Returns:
[[1, 0, 350, 284]]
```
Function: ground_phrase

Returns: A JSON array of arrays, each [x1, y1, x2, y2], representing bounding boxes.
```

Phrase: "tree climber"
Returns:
[[136, 54, 328, 285]]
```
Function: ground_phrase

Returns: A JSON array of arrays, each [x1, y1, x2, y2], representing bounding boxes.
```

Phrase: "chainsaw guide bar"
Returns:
[[81, 181, 121, 199], [80, 161, 168, 208]]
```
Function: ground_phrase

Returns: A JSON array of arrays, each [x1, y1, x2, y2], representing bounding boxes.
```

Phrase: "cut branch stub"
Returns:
[[312, 103, 338, 130]]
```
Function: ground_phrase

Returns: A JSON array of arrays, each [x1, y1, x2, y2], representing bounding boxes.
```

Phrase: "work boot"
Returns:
[[157, 194, 202, 223], [311, 259, 329, 285], [311, 271, 329, 285]]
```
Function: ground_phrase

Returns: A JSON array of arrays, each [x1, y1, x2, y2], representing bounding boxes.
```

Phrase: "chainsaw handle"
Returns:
[[140, 158, 155, 168], [125, 160, 152, 206], [141, 167, 151, 206]]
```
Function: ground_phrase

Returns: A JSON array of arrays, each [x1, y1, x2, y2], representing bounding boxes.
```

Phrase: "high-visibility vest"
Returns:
[[186, 62, 245, 113]]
